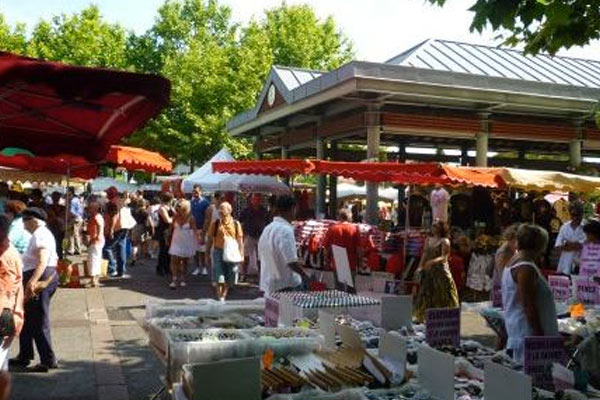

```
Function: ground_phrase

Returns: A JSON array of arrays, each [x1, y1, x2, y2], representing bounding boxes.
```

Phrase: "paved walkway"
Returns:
[[11, 258, 259, 400], [10, 258, 492, 400]]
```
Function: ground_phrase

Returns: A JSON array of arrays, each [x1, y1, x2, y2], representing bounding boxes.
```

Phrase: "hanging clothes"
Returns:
[[430, 187, 450, 223], [450, 193, 472, 229]]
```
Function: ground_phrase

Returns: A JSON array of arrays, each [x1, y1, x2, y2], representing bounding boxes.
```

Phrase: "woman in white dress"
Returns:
[[169, 199, 200, 289], [86, 201, 104, 287]]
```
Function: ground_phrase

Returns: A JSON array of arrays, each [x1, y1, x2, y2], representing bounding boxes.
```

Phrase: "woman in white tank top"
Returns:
[[502, 224, 559, 365]]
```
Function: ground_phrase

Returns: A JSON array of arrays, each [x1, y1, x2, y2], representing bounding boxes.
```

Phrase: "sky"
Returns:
[[1, 0, 599, 63]]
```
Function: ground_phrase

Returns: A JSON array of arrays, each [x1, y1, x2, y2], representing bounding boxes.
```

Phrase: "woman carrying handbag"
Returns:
[[206, 201, 244, 302], [0, 215, 24, 400]]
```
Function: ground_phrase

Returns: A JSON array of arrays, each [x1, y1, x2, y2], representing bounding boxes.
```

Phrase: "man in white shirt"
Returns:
[[258, 195, 309, 294], [11, 207, 59, 372], [555, 202, 585, 275]]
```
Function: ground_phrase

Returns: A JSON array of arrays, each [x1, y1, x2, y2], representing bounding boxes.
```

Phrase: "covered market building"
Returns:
[[226, 39, 600, 223]]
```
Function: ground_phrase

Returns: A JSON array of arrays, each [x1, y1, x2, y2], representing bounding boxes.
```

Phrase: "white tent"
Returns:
[[182, 148, 234, 192], [218, 174, 290, 195], [91, 177, 137, 193], [337, 183, 397, 201]]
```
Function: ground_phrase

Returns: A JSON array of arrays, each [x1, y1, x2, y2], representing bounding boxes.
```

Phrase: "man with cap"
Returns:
[[9, 207, 59, 372]]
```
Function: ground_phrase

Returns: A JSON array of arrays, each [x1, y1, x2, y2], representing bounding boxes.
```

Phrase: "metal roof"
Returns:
[[273, 66, 323, 91], [386, 39, 600, 89], [228, 39, 600, 134]]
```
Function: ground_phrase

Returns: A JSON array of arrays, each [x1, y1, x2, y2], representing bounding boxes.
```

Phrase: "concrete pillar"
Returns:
[[476, 113, 490, 167], [570, 139, 582, 168], [280, 146, 288, 159], [365, 124, 380, 225], [315, 137, 326, 218], [571, 120, 583, 169]]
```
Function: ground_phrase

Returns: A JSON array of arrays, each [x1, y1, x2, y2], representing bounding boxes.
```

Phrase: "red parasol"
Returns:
[[0, 153, 97, 179], [105, 145, 173, 173], [0, 52, 170, 161]]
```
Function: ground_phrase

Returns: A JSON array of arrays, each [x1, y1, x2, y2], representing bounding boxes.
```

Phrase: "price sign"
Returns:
[[576, 277, 600, 305], [524, 336, 567, 391], [548, 275, 571, 302], [425, 307, 460, 348], [580, 243, 600, 277]]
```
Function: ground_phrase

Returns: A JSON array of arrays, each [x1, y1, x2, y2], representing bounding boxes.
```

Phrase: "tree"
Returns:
[[0, 15, 27, 54], [248, 3, 353, 70], [128, 0, 354, 166], [427, 0, 600, 55], [27, 5, 129, 68]]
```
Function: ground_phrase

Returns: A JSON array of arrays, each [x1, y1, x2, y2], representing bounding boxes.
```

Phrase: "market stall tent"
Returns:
[[0, 153, 97, 179], [498, 168, 600, 193], [183, 148, 234, 192], [211, 159, 315, 176], [105, 145, 173, 173], [218, 174, 290, 195], [336, 183, 397, 201], [91, 177, 137, 193]]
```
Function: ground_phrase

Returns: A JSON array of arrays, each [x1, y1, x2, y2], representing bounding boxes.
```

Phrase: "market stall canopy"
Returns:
[[105, 145, 173, 173], [183, 148, 234, 192], [218, 174, 290, 195], [337, 182, 397, 201], [212, 159, 315, 176], [0, 167, 65, 184], [0, 153, 97, 179], [91, 177, 137, 193], [498, 168, 600, 193], [0, 52, 170, 161], [441, 166, 505, 188]]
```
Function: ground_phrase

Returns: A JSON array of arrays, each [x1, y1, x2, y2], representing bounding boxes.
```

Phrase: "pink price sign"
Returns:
[[576, 278, 600, 305], [580, 243, 600, 277], [548, 275, 571, 302]]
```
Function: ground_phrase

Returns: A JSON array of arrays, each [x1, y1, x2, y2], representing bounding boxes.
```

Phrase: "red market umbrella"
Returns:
[[0, 153, 97, 179], [0, 52, 170, 161], [105, 145, 173, 173]]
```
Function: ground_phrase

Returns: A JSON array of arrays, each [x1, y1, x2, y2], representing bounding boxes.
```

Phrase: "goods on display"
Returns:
[[273, 290, 381, 309]]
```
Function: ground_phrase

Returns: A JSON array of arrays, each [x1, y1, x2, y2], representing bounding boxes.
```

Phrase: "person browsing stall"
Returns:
[[258, 195, 309, 294], [555, 201, 586, 275], [190, 185, 210, 276], [206, 201, 243, 302], [10, 208, 59, 372], [502, 224, 559, 365], [0, 215, 24, 400]]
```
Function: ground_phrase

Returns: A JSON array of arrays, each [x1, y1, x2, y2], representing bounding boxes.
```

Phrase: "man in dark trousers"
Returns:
[[9, 208, 59, 372]]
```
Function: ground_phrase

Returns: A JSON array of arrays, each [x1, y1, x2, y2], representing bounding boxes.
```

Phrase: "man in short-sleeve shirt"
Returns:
[[190, 185, 210, 276], [258, 195, 308, 294], [555, 202, 585, 275]]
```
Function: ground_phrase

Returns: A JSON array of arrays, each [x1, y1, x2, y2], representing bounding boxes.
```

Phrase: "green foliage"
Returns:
[[27, 5, 129, 68], [427, 0, 600, 56], [0, 0, 353, 168]]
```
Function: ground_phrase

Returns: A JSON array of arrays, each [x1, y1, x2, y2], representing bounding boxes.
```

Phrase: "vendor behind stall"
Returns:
[[502, 224, 558, 365], [322, 208, 362, 277], [555, 201, 585, 275]]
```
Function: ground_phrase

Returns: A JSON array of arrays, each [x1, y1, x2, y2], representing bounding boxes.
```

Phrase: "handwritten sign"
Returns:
[[580, 243, 600, 277], [264, 296, 279, 327], [425, 308, 460, 348], [492, 282, 502, 308], [576, 277, 600, 305], [524, 336, 567, 391], [548, 275, 571, 302]]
